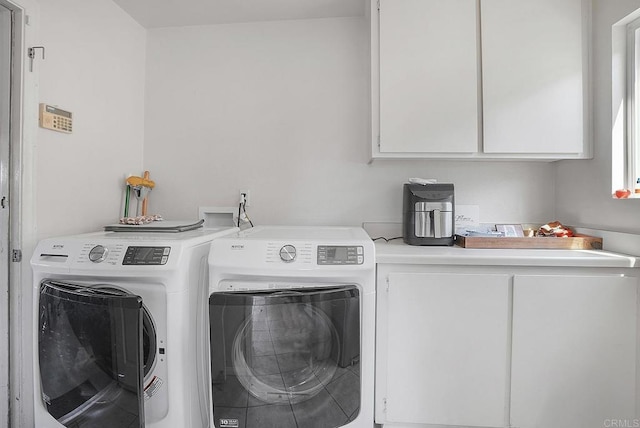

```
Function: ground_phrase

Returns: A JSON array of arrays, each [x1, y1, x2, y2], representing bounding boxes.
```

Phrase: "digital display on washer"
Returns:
[[317, 245, 363, 265], [123, 246, 170, 265]]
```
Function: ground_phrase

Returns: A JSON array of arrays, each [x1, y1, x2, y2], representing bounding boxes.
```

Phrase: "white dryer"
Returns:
[[206, 226, 375, 428], [30, 227, 237, 428]]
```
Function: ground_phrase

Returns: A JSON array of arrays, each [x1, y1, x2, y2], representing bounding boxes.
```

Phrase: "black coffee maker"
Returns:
[[402, 182, 455, 246]]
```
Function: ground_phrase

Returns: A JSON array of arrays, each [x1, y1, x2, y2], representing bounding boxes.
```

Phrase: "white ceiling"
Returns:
[[112, 0, 366, 28]]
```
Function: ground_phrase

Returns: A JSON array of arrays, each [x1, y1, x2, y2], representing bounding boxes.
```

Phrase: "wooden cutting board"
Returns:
[[454, 234, 603, 250]]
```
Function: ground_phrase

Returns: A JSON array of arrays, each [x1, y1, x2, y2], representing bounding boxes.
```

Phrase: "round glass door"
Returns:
[[232, 294, 339, 404]]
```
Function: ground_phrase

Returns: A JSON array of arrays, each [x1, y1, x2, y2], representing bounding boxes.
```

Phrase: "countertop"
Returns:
[[374, 240, 640, 268]]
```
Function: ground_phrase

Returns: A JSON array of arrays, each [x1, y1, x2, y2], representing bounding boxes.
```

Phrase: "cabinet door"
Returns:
[[511, 275, 638, 428], [481, 0, 584, 154], [376, 272, 510, 427], [378, 0, 479, 153]]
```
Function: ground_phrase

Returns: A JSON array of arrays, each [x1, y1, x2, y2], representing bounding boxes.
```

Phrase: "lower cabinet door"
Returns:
[[376, 272, 510, 427], [511, 275, 638, 428]]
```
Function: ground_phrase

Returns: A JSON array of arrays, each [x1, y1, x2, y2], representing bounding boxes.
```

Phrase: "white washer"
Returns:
[[31, 227, 238, 428], [206, 226, 375, 428]]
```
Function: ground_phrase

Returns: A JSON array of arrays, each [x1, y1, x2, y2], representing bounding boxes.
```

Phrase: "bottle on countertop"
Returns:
[[636, 178, 640, 194]]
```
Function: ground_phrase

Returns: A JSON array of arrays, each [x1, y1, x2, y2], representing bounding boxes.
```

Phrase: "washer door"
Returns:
[[38, 280, 145, 428], [91, 285, 157, 380], [210, 285, 361, 428]]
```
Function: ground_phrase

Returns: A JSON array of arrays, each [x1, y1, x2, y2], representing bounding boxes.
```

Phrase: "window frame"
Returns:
[[626, 17, 640, 194], [612, 9, 640, 198]]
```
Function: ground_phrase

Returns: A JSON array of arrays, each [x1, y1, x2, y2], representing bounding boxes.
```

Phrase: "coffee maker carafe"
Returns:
[[402, 182, 455, 246]]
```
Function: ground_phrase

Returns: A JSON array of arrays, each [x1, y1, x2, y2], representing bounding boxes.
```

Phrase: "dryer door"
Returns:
[[210, 285, 361, 428], [38, 280, 145, 428]]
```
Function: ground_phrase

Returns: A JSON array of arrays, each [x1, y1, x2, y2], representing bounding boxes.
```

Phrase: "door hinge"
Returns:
[[377, 135, 381, 148], [377, 0, 380, 11], [383, 397, 387, 412], [0, 196, 6, 208], [12, 249, 22, 263]]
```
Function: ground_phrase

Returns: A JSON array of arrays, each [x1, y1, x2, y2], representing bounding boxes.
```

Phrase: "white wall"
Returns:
[[36, 0, 146, 239], [16, 1, 145, 426], [555, 0, 640, 233], [144, 17, 556, 228]]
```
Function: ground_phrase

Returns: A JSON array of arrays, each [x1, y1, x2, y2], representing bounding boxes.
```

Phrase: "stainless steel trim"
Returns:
[[415, 211, 429, 237], [433, 209, 441, 238], [413, 202, 454, 239], [415, 201, 453, 212]]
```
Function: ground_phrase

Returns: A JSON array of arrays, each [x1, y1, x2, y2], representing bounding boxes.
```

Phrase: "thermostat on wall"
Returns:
[[39, 103, 73, 133]]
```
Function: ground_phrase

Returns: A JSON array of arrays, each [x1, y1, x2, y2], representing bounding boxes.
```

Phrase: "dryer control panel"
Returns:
[[317, 245, 364, 265]]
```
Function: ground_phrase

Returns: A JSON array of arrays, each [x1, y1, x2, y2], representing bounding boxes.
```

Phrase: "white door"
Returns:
[[376, 272, 510, 427], [481, 0, 584, 154], [0, 3, 11, 425], [378, 0, 479, 153], [511, 274, 638, 428]]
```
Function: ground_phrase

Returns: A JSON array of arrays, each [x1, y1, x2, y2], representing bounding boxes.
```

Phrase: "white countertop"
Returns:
[[375, 240, 640, 268]]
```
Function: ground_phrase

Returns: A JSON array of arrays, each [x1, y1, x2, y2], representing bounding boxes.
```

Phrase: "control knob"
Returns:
[[279, 245, 296, 262], [89, 245, 108, 263]]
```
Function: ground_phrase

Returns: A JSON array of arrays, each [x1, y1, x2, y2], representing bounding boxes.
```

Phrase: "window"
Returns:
[[612, 11, 640, 198]]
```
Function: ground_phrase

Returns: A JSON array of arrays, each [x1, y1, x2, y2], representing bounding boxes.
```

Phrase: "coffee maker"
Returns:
[[402, 182, 455, 246]]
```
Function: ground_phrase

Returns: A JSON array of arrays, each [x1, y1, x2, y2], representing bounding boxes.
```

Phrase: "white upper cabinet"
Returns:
[[370, 0, 590, 160], [378, 0, 479, 154], [481, 0, 585, 155]]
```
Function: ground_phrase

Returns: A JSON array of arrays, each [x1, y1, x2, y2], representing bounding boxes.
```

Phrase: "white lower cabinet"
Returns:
[[511, 275, 638, 428], [375, 267, 639, 428], [375, 272, 511, 427]]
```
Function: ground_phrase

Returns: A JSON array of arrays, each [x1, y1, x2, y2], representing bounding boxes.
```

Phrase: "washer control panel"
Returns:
[[123, 246, 171, 265], [317, 245, 364, 265], [76, 243, 126, 265]]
